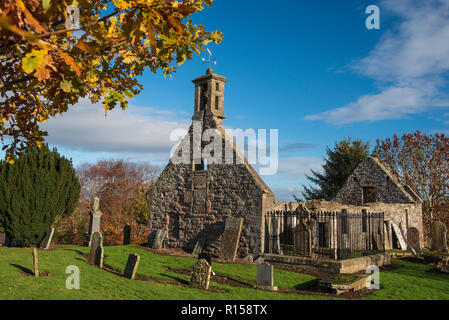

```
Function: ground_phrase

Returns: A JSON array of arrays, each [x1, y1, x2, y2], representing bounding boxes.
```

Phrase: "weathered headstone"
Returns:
[[219, 217, 244, 262], [256, 262, 277, 291], [123, 224, 131, 245], [41, 227, 55, 250], [151, 229, 166, 249], [192, 237, 206, 255], [391, 223, 407, 250], [407, 227, 421, 253], [271, 215, 282, 254], [0, 232, 8, 246], [124, 253, 140, 280], [190, 259, 212, 290], [32, 248, 39, 277], [198, 252, 212, 266], [83, 197, 103, 247], [87, 232, 103, 265], [95, 245, 104, 268], [431, 220, 448, 252]]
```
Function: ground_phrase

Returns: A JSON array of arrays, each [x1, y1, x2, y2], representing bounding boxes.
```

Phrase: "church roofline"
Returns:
[[192, 69, 228, 84]]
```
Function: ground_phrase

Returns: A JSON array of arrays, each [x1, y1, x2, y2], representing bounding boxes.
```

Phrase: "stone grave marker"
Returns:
[[124, 253, 140, 280], [123, 224, 131, 245], [407, 227, 421, 254], [83, 197, 103, 247], [151, 229, 167, 249], [32, 248, 39, 277], [41, 227, 55, 250], [87, 232, 103, 265], [391, 223, 407, 250], [0, 232, 8, 246], [256, 262, 277, 291], [95, 245, 104, 268], [431, 220, 448, 252], [190, 259, 212, 290], [219, 217, 243, 262], [192, 237, 206, 255]]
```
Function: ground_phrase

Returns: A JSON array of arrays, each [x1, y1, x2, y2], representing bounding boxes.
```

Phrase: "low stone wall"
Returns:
[[262, 253, 391, 274]]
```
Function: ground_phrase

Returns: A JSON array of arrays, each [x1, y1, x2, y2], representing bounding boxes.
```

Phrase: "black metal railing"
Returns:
[[265, 210, 385, 260]]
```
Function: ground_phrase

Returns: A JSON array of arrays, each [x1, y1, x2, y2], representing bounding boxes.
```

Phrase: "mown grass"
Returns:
[[0, 245, 448, 300]]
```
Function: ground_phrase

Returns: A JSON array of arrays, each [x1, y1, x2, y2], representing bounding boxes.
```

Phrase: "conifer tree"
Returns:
[[0, 145, 80, 247], [301, 138, 370, 201]]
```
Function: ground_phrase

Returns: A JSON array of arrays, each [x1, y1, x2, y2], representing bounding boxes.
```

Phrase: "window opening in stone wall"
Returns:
[[363, 186, 376, 204], [215, 95, 219, 110]]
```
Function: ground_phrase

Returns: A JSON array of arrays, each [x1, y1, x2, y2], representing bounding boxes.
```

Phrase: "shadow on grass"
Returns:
[[159, 272, 190, 285], [63, 248, 85, 256], [11, 264, 34, 275], [294, 279, 319, 290]]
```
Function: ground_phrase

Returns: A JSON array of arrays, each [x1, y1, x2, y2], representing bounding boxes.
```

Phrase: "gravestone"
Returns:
[[83, 197, 103, 247], [198, 252, 212, 266], [407, 227, 421, 253], [32, 248, 39, 277], [192, 237, 206, 255], [87, 232, 103, 265], [190, 259, 212, 290], [219, 218, 243, 262], [391, 223, 407, 250], [41, 227, 55, 250], [95, 245, 104, 268], [151, 229, 166, 249], [124, 254, 140, 280], [431, 220, 448, 252], [123, 224, 131, 245], [257, 262, 277, 291]]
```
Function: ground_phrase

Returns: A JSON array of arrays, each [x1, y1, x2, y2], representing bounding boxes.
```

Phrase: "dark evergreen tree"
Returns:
[[0, 145, 80, 247], [300, 138, 370, 201]]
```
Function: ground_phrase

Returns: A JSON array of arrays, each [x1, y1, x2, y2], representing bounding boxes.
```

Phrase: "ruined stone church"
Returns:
[[148, 69, 424, 258]]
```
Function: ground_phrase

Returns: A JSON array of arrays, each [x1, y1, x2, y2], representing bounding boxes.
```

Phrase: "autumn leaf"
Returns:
[[22, 49, 47, 74]]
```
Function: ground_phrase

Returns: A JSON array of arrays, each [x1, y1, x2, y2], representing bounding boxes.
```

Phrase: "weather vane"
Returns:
[[202, 48, 216, 69]]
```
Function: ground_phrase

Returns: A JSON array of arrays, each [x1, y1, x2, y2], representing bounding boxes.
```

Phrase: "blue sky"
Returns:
[[41, 0, 449, 201]]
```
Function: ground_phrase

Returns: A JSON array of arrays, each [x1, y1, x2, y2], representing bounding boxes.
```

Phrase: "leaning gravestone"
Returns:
[[41, 227, 55, 250], [219, 218, 244, 262], [190, 259, 212, 290], [391, 223, 407, 250], [151, 229, 167, 249], [124, 254, 140, 280], [431, 220, 448, 252], [407, 227, 421, 254], [257, 262, 277, 291], [87, 232, 103, 265], [192, 237, 206, 256], [123, 224, 131, 245]]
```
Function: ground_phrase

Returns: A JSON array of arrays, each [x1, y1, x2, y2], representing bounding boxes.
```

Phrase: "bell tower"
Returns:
[[192, 68, 228, 127]]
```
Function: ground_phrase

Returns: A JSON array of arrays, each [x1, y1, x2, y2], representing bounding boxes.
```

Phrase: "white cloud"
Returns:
[[42, 99, 190, 161], [306, 0, 449, 124]]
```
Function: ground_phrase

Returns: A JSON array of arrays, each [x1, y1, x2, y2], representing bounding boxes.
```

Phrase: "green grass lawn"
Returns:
[[0, 245, 447, 300]]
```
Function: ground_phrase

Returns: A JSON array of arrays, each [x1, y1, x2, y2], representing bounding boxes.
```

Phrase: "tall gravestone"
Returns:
[[84, 197, 103, 247], [41, 227, 55, 250], [190, 259, 212, 290], [431, 220, 448, 252], [219, 218, 243, 262], [87, 232, 103, 266], [407, 227, 421, 253], [257, 262, 277, 291], [124, 254, 140, 280], [123, 224, 131, 245], [150, 229, 167, 249], [32, 248, 39, 277]]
